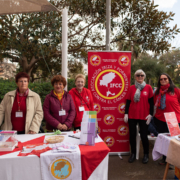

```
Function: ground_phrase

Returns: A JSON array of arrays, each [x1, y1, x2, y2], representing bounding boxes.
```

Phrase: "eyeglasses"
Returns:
[[136, 74, 144, 77], [18, 80, 28, 83], [160, 78, 168, 81]]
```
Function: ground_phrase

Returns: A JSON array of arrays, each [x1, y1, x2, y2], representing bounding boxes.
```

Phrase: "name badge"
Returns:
[[59, 110, 66, 116], [15, 111, 23, 117], [79, 106, 85, 112]]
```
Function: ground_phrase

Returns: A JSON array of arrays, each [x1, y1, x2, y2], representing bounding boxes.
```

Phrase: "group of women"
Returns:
[[124, 69, 180, 165], [0, 72, 94, 134], [0, 70, 179, 166]]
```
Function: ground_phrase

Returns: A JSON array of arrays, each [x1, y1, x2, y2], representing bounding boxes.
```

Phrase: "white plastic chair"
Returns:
[[136, 124, 157, 160]]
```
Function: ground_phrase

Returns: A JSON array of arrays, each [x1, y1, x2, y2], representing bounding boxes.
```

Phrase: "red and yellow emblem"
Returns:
[[104, 114, 115, 125], [118, 125, 128, 136], [104, 136, 115, 147], [119, 56, 129, 66], [95, 69, 125, 100], [118, 103, 126, 114], [90, 55, 101, 66], [94, 103, 101, 114]]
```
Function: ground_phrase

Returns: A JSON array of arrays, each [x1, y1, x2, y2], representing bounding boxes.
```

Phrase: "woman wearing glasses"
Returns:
[[124, 69, 154, 164], [69, 74, 94, 131], [154, 73, 180, 165], [0, 72, 43, 134]]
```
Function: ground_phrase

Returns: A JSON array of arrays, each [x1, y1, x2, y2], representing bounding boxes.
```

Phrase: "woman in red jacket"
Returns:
[[154, 73, 180, 165], [69, 74, 94, 130], [43, 75, 76, 131]]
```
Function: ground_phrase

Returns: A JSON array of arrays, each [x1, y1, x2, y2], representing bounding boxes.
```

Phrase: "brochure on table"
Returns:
[[80, 111, 97, 145], [164, 112, 180, 137]]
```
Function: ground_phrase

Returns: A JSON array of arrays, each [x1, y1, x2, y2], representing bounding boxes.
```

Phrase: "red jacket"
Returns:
[[43, 90, 76, 131], [69, 88, 94, 127], [154, 88, 180, 123]]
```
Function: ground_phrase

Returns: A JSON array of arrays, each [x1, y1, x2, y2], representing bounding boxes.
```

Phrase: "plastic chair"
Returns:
[[136, 124, 157, 160]]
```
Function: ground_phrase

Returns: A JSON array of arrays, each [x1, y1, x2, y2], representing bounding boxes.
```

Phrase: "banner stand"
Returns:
[[88, 51, 131, 154]]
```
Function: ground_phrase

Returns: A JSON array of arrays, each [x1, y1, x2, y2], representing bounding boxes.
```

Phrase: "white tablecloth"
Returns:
[[152, 133, 172, 161], [0, 132, 109, 180]]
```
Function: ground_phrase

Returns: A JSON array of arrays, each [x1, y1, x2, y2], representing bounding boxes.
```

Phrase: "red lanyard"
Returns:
[[17, 95, 24, 111], [54, 91, 64, 110], [74, 89, 89, 109]]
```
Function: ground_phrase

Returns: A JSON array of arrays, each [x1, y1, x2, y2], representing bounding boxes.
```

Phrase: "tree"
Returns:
[[131, 53, 166, 85], [0, 0, 179, 81], [159, 48, 180, 83]]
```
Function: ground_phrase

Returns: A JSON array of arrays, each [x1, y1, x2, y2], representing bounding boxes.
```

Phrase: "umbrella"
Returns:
[[0, 0, 58, 15]]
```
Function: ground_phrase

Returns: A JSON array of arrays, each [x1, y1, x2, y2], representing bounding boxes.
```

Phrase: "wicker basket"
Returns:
[[45, 136, 64, 144]]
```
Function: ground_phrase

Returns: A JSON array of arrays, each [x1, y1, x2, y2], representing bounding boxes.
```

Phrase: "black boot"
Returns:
[[142, 154, 149, 164], [128, 153, 136, 163]]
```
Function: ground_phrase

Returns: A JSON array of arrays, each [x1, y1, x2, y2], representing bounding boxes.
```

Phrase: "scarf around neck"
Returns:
[[155, 83, 170, 109], [134, 81, 146, 102]]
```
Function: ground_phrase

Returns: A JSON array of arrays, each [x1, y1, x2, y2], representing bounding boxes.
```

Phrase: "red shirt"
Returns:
[[126, 84, 153, 120], [11, 95, 27, 131], [69, 88, 94, 127], [154, 88, 180, 123]]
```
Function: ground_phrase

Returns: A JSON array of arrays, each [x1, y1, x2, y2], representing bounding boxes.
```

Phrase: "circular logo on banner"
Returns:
[[118, 56, 129, 66], [94, 103, 101, 113], [118, 103, 126, 114], [104, 136, 115, 147], [90, 55, 101, 66], [50, 159, 72, 179], [118, 125, 129, 136], [104, 114, 115, 125], [95, 69, 125, 100]]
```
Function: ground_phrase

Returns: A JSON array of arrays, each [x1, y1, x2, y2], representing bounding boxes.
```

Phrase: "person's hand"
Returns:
[[62, 124, 68, 131], [146, 114, 152, 125], [28, 130, 36, 134], [124, 114, 128, 123], [57, 123, 63, 130]]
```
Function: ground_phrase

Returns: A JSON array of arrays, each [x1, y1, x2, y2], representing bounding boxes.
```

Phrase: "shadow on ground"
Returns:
[[108, 141, 175, 180]]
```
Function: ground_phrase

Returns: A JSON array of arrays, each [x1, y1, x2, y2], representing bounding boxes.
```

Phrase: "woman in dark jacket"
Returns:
[[43, 75, 76, 131]]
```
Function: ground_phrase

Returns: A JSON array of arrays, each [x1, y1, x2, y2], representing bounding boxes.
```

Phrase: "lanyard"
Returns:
[[54, 91, 64, 110], [74, 89, 90, 109], [17, 94, 24, 111]]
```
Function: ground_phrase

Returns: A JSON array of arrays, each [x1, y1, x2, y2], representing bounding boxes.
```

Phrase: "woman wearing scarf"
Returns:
[[69, 74, 94, 131], [0, 72, 43, 134], [43, 75, 76, 131], [154, 73, 180, 165], [124, 69, 154, 164]]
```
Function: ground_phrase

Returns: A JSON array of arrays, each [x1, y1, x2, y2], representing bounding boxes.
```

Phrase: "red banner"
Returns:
[[88, 51, 131, 153]]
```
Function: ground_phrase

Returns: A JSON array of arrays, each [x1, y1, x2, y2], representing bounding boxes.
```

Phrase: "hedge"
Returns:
[[0, 78, 88, 104]]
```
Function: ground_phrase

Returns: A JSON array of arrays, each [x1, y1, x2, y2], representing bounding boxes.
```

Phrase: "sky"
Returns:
[[153, 0, 180, 48]]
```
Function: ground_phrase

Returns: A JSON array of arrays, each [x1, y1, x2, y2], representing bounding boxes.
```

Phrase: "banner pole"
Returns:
[[106, 0, 111, 51]]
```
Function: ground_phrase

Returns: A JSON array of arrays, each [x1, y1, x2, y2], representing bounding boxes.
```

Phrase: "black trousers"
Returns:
[[128, 119, 149, 154]]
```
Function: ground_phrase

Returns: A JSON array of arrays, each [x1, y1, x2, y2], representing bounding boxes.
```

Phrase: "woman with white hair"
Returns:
[[124, 69, 154, 164]]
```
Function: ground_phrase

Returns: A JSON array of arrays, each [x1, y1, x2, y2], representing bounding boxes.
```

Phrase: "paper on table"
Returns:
[[164, 112, 180, 136]]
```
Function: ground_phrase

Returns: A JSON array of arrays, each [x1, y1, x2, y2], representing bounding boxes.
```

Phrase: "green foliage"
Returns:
[[131, 53, 166, 86], [0, 77, 88, 104], [0, 0, 179, 81], [159, 48, 180, 83]]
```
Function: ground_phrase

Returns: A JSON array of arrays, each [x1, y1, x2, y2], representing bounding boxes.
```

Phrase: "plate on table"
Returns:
[[45, 136, 64, 144]]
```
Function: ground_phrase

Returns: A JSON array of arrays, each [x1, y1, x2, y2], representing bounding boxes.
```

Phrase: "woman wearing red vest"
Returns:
[[69, 74, 94, 131], [124, 69, 154, 164], [154, 73, 180, 165]]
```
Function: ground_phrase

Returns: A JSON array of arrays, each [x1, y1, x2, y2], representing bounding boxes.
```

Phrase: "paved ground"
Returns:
[[108, 141, 175, 180]]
